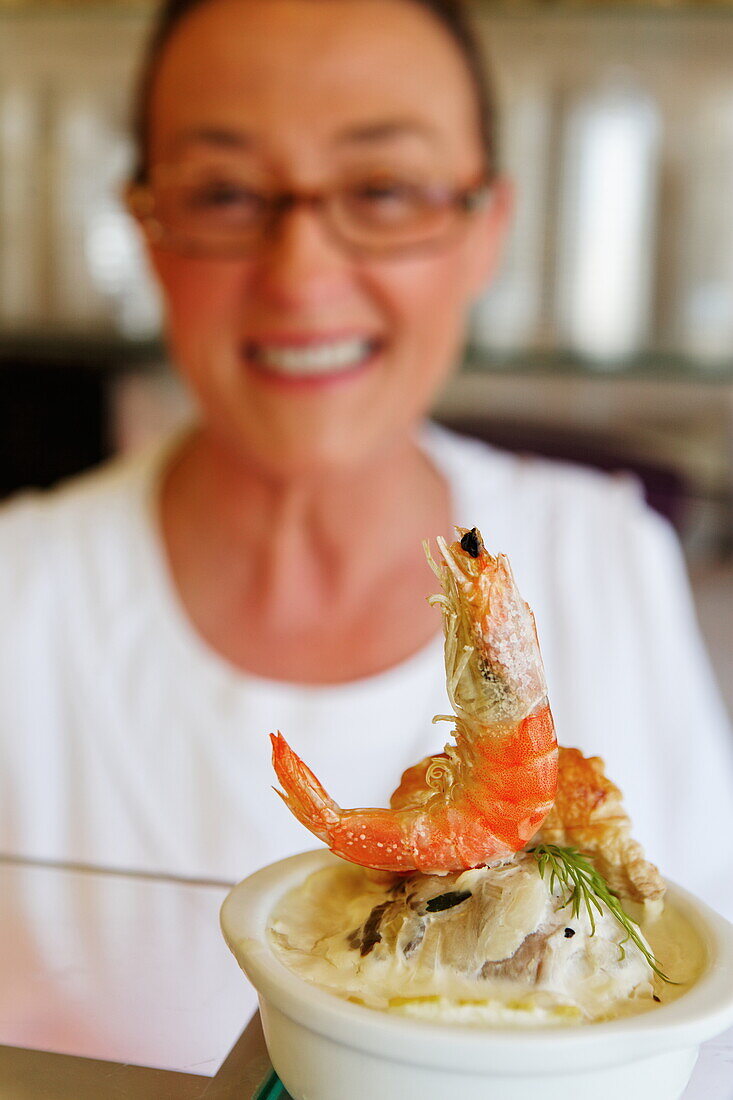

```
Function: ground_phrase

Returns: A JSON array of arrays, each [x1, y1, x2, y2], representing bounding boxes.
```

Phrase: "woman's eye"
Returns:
[[356, 182, 413, 204], [186, 182, 267, 217], [347, 181, 420, 220], [362, 182, 405, 197]]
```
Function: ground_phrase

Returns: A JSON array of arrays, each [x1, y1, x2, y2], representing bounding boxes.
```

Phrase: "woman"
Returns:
[[0, 0, 731, 924]]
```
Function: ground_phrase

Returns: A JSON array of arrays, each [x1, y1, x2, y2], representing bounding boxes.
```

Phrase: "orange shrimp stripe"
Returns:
[[479, 706, 557, 767], [469, 709, 558, 800]]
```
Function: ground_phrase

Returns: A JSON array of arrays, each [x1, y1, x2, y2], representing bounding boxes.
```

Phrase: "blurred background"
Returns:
[[0, 0, 730, 705]]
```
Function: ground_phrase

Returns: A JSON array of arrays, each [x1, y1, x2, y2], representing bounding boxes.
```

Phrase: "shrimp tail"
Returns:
[[270, 732, 340, 842]]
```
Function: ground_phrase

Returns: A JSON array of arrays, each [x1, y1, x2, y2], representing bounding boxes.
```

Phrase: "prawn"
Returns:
[[271, 527, 558, 874]]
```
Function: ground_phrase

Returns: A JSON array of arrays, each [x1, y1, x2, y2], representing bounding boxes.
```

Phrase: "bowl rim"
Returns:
[[221, 849, 733, 1075]]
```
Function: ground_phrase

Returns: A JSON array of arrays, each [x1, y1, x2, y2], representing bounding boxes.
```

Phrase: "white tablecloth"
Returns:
[[683, 1026, 733, 1098]]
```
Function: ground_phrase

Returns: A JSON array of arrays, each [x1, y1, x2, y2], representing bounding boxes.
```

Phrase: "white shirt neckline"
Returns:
[[134, 422, 478, 700]]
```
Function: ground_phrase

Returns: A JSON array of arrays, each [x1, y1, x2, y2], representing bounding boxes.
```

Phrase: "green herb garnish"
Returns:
[[529, 844, 673, 983]]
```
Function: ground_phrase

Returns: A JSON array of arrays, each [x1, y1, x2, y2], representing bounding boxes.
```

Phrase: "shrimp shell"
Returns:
[[271, 527, 558, 873]]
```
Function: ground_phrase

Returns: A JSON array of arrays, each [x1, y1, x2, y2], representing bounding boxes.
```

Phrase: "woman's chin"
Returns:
[[209, 417, 390, 482], [211, 394, 409, 481]]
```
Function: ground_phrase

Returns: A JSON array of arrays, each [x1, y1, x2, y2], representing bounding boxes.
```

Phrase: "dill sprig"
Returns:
[[529, 844, 673, 983]]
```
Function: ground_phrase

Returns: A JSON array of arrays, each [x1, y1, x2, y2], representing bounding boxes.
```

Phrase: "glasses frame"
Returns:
[[125, 171, 494, 259]]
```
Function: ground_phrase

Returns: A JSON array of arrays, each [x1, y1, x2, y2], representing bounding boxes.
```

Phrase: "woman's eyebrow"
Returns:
[[173, 119, 437, 153], [174, 127, 255, 152], [332, 119, 438, 146]]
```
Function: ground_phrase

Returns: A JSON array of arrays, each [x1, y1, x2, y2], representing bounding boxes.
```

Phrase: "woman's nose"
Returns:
[[253, 203, 356, 308]]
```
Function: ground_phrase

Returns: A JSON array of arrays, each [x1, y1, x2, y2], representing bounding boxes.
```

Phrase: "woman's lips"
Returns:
[[241, 335, 384, 387]]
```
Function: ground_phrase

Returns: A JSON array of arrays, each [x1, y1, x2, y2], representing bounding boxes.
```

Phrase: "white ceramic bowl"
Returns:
[[221, 850, 733, 1100]]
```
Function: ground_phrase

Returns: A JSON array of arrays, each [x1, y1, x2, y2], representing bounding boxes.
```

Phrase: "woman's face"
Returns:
[[146, 0, 511, 477]]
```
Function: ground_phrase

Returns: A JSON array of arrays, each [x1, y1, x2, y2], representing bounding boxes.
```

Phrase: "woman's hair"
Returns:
[[130, 0, 497, 183]]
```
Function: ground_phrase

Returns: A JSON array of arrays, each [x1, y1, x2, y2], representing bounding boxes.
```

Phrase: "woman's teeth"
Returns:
[[250, 338, 375, 377]]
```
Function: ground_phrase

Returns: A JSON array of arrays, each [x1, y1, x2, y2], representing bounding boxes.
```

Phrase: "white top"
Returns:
[[0, 423, 731, 920]]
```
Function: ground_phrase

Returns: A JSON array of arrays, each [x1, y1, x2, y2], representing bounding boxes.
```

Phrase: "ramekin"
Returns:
[[221, 849, 733, 1100]]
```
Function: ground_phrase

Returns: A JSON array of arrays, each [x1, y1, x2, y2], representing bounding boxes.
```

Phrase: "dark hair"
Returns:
[[131, 0, 497, 184]]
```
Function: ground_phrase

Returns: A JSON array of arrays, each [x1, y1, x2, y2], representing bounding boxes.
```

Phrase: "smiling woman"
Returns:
[[128, 0, 507, 492], [122, 0, 513, 686], [0, 0, 730, 969]]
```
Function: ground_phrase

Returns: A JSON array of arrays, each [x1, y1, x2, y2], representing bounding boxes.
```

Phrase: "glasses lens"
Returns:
[[331, 177, 457, 252], [153, 171, 271, 253]]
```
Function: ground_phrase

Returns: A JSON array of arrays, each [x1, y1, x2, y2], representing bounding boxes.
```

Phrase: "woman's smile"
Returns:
[[144, 0, 508, 475], [242, 331, 386, 388]]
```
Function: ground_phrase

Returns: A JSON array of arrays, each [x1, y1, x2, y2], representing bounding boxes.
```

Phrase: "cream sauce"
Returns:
[[269, 857, 704, 1026]]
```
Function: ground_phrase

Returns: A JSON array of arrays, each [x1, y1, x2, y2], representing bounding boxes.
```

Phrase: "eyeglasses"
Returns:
[[127, 165, 493, 259]]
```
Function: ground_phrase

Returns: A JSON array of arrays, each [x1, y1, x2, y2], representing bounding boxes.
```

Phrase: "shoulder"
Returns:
[[0, 444, 154, 544], [0, 441, 164, 614], [423, 419, 669, 538], [421, 421, 686, 610]]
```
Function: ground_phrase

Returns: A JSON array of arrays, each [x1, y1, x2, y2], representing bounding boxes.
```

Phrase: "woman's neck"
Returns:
[[158, 425, 453, 681]]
